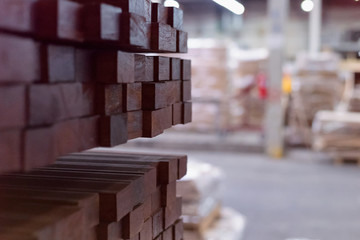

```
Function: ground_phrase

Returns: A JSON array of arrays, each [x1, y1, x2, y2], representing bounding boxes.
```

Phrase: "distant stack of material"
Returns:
[[177, 160, 246, 240]]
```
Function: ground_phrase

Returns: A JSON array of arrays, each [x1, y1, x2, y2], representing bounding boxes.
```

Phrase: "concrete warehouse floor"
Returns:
[[117, 144, 360, 240]]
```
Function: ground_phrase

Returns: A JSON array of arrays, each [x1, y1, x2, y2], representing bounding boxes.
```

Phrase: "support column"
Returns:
[[309, 0, 322, 55], [265, 0, 289, 158]]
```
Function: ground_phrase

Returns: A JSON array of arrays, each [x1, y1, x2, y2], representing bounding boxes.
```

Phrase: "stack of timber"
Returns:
[[0, 0, 192, 173], [0, 150, 186, 240]]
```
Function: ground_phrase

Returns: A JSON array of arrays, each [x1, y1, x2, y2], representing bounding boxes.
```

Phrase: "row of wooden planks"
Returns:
[[0, 0, 187, 53], [0, 0, 192, 173], [0, 150, 186, 240]]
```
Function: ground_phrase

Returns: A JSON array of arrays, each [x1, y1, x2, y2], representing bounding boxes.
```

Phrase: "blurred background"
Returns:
[[121, 0, 360, 239]]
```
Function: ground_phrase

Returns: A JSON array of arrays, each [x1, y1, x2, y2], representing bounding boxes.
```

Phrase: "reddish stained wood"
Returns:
[[140, 218, 153, 240], [166, 7, 183, 30], [143, 196, 152, 221], [151, 3, 168, 24], [181, 59, 191, 80], [152, 209, 164, 238], [34, 0, 83, 41], [127, 111, 143, 139], [96, 51, 135, 83], [120, 12, 147, 48], [0, 34, 40, 83], [0, 187, 99, 227], [172, 103, 182, 126], [40, 44, 75, 83], [123, 83, 142, 111], [83, 3, 122, 42], [0, 85, 26, 129], [0, 0, 36, 33], [142, 82, 168, 110], [181, 81, 191, 101], [151, 23, 177, 52], [0, 130, 22, 173], [99, 114, 128, 147], [177, 30, 188, 53], [23, 126, 56, 171], [143, 107, 172, 138], [154, 56, 170, 81], [151, 187, 161, 216], [162, 226, 173, 240], [170, 58, 181, 80], [79, 116, 100, 150], [182, 102, 192, 124], [122, 204, 145, 239], [164, 197, 182, 229], [160, 182, 177, 207], [75, 48, 97, 82], [174, 220, 183, 240], [96, 84, 123, 115], [0, 175, 135, 222], [54, 119, 80, 157], [135, 54, 146, 82]]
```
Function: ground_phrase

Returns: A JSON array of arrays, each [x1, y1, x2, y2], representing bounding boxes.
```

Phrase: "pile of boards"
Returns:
[[0, 0, 192, 173], [0, 150, 187, 240]]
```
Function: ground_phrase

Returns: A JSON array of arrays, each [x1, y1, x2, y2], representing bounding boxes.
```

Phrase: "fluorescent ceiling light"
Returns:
[[164, 0, 180, 8], [301, 0, 314, 12], [213, 0, 245, 15]]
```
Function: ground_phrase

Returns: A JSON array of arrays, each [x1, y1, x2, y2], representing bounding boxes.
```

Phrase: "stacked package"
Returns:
[[312, 110, 360, 152], [177, 160, 245, 240], [0, 150, 186, 240], [0, 0, 192, 173]]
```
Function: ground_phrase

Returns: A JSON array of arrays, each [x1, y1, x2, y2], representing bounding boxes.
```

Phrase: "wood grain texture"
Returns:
[[173, 220, 183, 240], [143, 107, 172, 138], [0, 34, 40, 83], [140, 218, 153, 240], [181, 59, 191, 80], [128, 111, 143, 139], [34, 0, 83, 41], [83, 3, 122, 42], [151, 23, 177, 52], [54, 118, 80, 156], [164, 197, 182, 229], [151, 3, 168, 24], [162, 226, 173, 240], [121, 12, 147, 48], [172, 103, 182, 126], [177, 30, 188, 53], [123, 83, 142, 111], [154, 57, 170, 81], [181, 81, 191, 101], [152, 209, 164, 238], [0, 85, 26, 129], [170, 58, 181, 80], [79, 116, 100, 150], [96, 84, 123, 115], [99, 114, 128, 147], [122, 204, 145, 239], [96, 51, 135, 83], [40, 44, 75, 83], [160, 182, 177, 208], [166, 7, 183, 30], [182, 102, 192, 124]]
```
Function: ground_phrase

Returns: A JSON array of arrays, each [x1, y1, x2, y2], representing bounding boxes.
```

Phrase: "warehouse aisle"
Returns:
[[120, 146, 360, 240]]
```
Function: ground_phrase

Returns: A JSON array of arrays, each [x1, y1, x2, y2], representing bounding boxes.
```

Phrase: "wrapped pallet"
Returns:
[[312, 110, 360, 152], [177, 160, 246, 240]]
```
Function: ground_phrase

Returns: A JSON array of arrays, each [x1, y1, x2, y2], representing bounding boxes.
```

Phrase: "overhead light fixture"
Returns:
[[301, 0, 314, 12], [213, 0, 245, 15], [164, 0, 180, 8]]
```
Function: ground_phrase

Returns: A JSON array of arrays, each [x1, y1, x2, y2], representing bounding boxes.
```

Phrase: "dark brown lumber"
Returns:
[[40, 44, 75, 83], [164, 197, 182, 229], [0, 0, 36, 33], [140, 218, 153, 240], [170, 58, 181, 80], [123, 83, 142, 111], [0, 130, 22, 173], [154, 56, 170, 81], [96, 84, 123, 115], [181, 81, 191, 101], [182, 102, 192, 124], [166, 7, 183, 30], [143, 107, 172, 138], [177, 30, 188, 53], [128, 111, 143, 139], [0, 34, 39, 83], [152, 209, 164, 238], [99, 114, 128, 147], [181, 59, 191, 80], [0, 85, 26, 129], [151, 23, 177, 52]]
